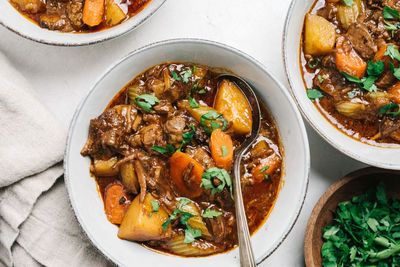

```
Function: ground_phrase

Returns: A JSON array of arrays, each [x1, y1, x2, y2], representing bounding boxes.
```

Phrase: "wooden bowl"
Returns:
[[304, 167, 400, 267]]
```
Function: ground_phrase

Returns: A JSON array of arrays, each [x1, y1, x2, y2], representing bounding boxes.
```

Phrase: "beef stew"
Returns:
[[81, 62, 283, 256]]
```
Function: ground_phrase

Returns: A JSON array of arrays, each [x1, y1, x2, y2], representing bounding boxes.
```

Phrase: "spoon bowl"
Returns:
[[218, 74, 261, 267]]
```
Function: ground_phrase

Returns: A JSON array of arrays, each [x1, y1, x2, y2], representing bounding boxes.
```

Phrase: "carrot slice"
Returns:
[[104, 182, 130, 224], [374, 44, 391, 61], [169, 152, 204, 198], [251, 154, 281, 183], [210, 128, 233, 170], [388, 81, 400, 104], [82, 0, 105, 27], [335, 36, 367, 78]]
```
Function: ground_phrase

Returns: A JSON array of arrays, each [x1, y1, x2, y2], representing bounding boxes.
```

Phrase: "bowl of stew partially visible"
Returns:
[[284, 0, 400, 169], [0, 0, 165, 46], [64, 39, 310, 266]]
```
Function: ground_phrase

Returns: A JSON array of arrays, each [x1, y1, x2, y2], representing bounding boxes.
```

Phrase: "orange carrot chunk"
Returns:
[[251, 154, 281, 183], [210, 128, 234, 170], [82, 0, 105, 27], [169, 152, 204, 198], [388, 81, 400, 104], [104, 182, 130, 224], [335, 36, 367, 78]]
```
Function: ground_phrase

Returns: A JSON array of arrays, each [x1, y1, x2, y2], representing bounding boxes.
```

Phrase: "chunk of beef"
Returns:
[[347, 23, 377, 60], [185, 147, 215, 169], [39, 14, 74, 32], [66, 0, 83, 29], [11, 0, 45, 13], [380, 118, 400, 138], [153, 100, 175, 115], [164, 114, 187, 146], [81, 105, 137, 158], [313, 68, 345, 96], [139, 124, 166, 153]]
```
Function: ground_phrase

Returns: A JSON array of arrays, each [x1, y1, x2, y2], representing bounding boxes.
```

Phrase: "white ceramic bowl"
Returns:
[[0, 0, 165, 46], [283, 0, 400, 170], [64, 39, 310, 266]]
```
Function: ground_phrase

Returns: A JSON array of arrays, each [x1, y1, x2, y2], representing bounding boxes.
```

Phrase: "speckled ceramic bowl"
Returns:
[[283, 0, 400, 169], [0, 0, 165, 46], [64, 39, 310, 266]]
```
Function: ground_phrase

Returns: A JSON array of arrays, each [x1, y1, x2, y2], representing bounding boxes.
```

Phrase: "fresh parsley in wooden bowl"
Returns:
[[304, 167, 400, 267]]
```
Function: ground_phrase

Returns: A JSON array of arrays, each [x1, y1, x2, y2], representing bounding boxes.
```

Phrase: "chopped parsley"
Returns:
[[383, 6, 400, 20], [347, 90, 358, 99], [180, 69, 193, 83], [188, 94, 199, 108], [198, 89, 206, 94], [380, 103, 400, 117], [384, 20, 400, 37], [367, 60, 384, 76], [341, 71, 378, 92], [321, 183, 400, 266], [149, 200, 159, 217], [220, 145, 228, 157], [384, 45, 400, 61], [308, 58, 320, 69], [307, 89, 324, 101], [177, 125, 196, 151], [161, 198, 202, 244], [342, 0, 353, 7], [200, 167, 233, 198], [134, 94, 160, 112], [318, 75, 324, 84], [171, 71, 181, 81], [202, 207, 222, 219], [200, 111, 227, 134], [259, 165, 270, 173], [151, 144, 175, 154]]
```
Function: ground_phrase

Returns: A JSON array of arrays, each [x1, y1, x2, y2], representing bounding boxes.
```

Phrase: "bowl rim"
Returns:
[[282, 0, 400, 170], [304, 167, 400, 267], [64, 38, 311, 266], [0, 0, 166, 46]]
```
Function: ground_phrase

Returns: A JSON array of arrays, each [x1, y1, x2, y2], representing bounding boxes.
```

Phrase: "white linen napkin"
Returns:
[[0, 53, 109, 267]]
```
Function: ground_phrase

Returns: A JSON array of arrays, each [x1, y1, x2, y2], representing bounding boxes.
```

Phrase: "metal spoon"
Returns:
[[218, 74, 260, 267]]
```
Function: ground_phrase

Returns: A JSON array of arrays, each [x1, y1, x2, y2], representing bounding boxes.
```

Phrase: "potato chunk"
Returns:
[[105, 0, 126, 26], [337, 0, 361, 30], [92, 157, 119, 176], [118, 194, 171, 241], [120, 162, 139, 194], [11, 0, 44, 13], [304, 14, 336, 56], [214, 79, 252, 135]]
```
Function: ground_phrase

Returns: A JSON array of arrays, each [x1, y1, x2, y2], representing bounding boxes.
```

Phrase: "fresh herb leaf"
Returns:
[[360, 76, 378, 92], [318, 75, 324, 83], [162, 209, 178, 231], [347, 90, 357, 99], [188, 94, 199, 108], [384, 20, 400, 37], [341, 71, 362, 83], [384, 44, 400, 61], [149, 200, 159, 217], [200, 111, 227, 134], [193, 65, 197, 74], [220, 145, 228, 157], [264, 173, 269, 180], [180, 69, 193, 83], [134, 94, 160, 112], [200, 167, 233, 198], [171, 71, 181, 81], [202, 207, 222, 218], [151, 144, 175, 154], [198, 89, 206, 94], [184, 225, 202, 243], [342, 0, 353, 7], [383, 6, 400, 20], [392, 66, 400, 80], [308, 58, 320, 69], [182, 125, 196, 144], [259, 165, 270, 173], [178, 198, 191, 210], [380, 103, 400, 117], [307, 89, 324, 101], [367, 60, 384, 76]]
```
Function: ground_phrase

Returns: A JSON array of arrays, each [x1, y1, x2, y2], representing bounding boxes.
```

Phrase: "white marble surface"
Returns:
[[0, 0, 367, 265]]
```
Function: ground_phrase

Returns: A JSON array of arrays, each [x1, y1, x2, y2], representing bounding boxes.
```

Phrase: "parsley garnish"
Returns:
[[347, 90, 357, 99], [318, 75, 324, 83], [383, 6, 400, 20], [341, 71, 378, 92], [220, 145, 228, 157], [149, 200, 159, 217], [151, 144, 175, 154], [198, 89, 206, 94], [307, 89, 324, 101], [177, 125, 196, 151], [180, 69, 193, 83], [367, 60, 384, 76], [200, 167, 233, 198], [171, 71, 181, 81], [259, 165, 270, 173], [200, 111, 227, 134], [188, 94, 199, 108], [380, 103, 400, 117], [134, 94, 160, 112], [342, 0, 353, 7], [384, 20, 400, 37], [384, 45, 400, 61], [202, 207, 222, 218], [161, 199, 202, 244], [321, 183, 400, 266], [308, 59, 320, 69]]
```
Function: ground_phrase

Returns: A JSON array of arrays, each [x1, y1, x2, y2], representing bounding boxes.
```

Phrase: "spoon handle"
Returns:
[[234, 156, 256, 267]]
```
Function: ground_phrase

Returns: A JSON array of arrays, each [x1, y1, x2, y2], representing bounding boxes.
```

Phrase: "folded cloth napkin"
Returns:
[[0, 53, 109, 267]]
